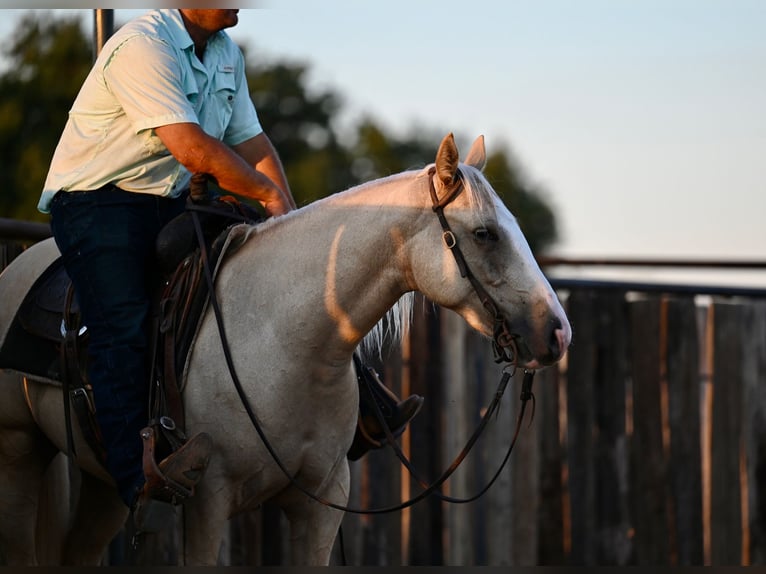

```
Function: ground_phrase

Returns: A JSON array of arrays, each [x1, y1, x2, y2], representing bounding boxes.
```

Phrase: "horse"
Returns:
[[0, 133, 571, 565]]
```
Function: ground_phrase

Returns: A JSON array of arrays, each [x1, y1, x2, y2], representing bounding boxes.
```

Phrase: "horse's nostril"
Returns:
[[548, 330, 560, 357], [548, 318, 565, 358]]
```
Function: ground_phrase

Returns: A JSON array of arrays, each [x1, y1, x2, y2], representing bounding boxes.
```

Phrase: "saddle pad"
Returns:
[[17, 257, 79, 342]]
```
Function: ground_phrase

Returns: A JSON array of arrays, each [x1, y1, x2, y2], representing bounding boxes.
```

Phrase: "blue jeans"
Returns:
[[50, 186, 186, 507]]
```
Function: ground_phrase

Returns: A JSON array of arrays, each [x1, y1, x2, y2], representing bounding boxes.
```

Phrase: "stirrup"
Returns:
[[134, 427, 212, 532], [347, 394, 423, 461], [347, 356, 424, 460]]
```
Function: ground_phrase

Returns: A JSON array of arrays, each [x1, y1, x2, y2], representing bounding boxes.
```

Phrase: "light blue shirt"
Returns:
[[38, 9, 262, 213]]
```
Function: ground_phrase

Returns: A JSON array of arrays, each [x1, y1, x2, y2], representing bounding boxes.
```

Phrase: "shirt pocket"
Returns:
[[206, 66, 236, 137]]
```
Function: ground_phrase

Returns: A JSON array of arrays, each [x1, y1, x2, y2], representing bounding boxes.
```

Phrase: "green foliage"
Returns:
[[0, 13, 91, 221], [484, 151, 558, 253], [0, 12, 559, 252], [245, 58, 355, 205]]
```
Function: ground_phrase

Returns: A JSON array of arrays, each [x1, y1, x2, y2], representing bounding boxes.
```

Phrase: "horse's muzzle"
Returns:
[[516, 314, 571, 370]]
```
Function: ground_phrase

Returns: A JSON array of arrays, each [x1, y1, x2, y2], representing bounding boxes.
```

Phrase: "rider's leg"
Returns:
[[347, 354, 423, 460], [50, 186, 187, 507]]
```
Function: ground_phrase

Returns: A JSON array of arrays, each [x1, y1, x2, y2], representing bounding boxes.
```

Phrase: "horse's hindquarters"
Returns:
[[0, 371, 58, 565]]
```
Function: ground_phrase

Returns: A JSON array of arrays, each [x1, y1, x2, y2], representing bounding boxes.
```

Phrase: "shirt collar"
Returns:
[[159, 10, 194, 51], [159, 9, 227, 55]]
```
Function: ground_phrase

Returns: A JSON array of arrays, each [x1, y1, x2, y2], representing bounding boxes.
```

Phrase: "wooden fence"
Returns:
[[211, 288, 765, 566], [1, 236, 765, 565], [187, 289, 766, 566]]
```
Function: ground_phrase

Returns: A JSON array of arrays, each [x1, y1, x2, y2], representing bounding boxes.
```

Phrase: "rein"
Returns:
[[190, 167, 536, 515], [357, 354, 536, 506]]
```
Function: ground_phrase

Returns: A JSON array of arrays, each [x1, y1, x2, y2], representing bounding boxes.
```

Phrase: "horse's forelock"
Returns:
[[458, 164, 500, 227]]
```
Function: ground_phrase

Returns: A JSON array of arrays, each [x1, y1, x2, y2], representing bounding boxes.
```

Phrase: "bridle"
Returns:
[[364, 166, 536, 506], [427, 166, 519, 365], [189, 165, 536, 517]]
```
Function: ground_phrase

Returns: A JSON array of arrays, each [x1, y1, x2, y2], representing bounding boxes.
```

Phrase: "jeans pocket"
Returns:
[[50, 192, 97, 256]]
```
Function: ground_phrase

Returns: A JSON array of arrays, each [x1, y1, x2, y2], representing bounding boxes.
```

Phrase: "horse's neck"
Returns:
[[225, 172, 426, 359]]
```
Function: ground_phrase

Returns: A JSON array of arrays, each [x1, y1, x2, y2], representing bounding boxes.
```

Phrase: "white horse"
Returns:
[[0, 133, 570, 565]]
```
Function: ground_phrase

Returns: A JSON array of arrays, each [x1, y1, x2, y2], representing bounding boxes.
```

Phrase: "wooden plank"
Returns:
[[406, 295, 443, 565], [479, 336, 513, 566], [0, 241, 24, 271], [593, 291, 632, 565], [710, 301, 744, 564], [628, 295, 669, 564], [665, 296, 704, 564], [440, 306, 472, 565], [0, 241, 25, 270], [361, 449, 400, 565], [509, 366, 540, 566], [467, 328, 516, 565], [360, 355, 402, 566], [564, 289, 597, 565], [742, 300, 766, 565], [697, 301, 715, 565], [536, 361, 565, 565]]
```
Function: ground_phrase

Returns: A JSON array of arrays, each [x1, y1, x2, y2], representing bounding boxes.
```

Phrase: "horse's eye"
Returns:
[[473, 228, 499, 244]]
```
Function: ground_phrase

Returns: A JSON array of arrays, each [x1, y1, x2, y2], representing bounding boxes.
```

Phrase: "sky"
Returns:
[[1, 3, 765, 284]]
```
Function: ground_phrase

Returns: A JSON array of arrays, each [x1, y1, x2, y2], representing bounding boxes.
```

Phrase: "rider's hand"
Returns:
[[263, 193, 292, 217]]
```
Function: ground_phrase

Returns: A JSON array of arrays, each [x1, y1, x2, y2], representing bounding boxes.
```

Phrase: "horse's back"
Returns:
[[0, 238, 60, 349]]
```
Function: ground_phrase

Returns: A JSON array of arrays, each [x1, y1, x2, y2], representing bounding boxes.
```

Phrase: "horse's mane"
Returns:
[[358, 293, 414, 361]]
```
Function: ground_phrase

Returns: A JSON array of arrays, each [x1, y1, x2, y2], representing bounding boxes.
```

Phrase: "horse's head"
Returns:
[[409, 133, 571, 369]]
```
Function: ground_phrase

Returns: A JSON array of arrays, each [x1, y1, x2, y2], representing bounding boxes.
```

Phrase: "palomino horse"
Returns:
[[0, 133, 570, 565]]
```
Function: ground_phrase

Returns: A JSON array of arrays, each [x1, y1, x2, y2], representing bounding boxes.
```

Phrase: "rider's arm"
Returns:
[[154, 122, 292, 217], [232, 133, 296, 209]]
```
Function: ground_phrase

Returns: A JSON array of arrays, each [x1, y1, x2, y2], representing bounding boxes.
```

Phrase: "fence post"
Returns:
[[406, 295, 443, 565], [565, 290, 597, 565], [509, 367, 541, 565], [742, 301, 766, 564], [665, 296, 704, 564], [441, 307, 472, 565], [592, 291, 633, 564], [629, 295, 670, 564], [710, 301, 744, 564], [471, 331, 512, 565], [537, 362, 565, 564]]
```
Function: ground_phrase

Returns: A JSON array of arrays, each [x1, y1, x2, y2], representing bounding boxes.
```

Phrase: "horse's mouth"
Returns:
[[513, 338, 556, 371], [511, 337, 537, 369]]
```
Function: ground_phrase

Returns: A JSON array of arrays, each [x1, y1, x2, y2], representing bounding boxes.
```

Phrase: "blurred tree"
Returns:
[[244, 57, 355, 206], [349, 118, 437, 181], [484, 150, 558, 253], [0, 13, 91, 221], [0, 11, 559, 252], [348, 121, 558, 252]]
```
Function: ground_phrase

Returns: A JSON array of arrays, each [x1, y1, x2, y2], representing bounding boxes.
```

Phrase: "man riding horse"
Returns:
[[38, 9, 421, 524]]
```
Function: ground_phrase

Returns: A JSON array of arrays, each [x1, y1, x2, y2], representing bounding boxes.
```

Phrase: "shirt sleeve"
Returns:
[[102, 33, 199, 134]]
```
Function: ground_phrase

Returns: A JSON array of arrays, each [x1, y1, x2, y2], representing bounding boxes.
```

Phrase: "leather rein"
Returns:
[[191, 166, 536, 515]]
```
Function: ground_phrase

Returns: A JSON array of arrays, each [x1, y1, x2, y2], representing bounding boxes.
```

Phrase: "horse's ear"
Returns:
[[435, 133, 459, 185], [464, 135, 486, 171]]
